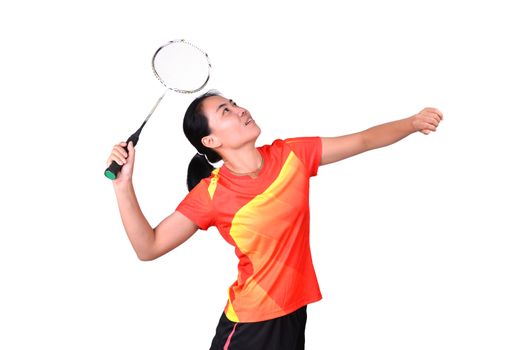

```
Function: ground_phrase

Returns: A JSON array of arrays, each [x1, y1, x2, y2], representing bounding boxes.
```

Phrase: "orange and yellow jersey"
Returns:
[[176, 137, 322, 322]]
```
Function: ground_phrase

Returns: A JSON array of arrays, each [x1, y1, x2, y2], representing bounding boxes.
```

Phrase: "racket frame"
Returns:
[[151, 39, 212, 94]]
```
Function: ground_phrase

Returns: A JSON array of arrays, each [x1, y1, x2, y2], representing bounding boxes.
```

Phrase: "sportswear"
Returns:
[[176, 137, 322, 322]]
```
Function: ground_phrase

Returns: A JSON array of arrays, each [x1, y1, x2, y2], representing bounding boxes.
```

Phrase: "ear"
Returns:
[[201, 135, 222, 150]]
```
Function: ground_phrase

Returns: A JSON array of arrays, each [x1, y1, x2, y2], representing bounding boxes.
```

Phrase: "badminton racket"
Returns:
[[104, 39, 211, 180]]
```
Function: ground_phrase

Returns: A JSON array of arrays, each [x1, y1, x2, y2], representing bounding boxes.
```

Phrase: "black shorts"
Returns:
[[209, 306, 308, 350]]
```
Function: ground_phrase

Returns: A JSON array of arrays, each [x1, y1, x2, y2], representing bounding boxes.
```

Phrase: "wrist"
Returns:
[[113, 178, 134, 192], [407, 115, 419, 133]]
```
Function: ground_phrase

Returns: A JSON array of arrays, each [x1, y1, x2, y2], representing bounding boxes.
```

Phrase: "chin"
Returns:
[[253, 125, 262, 140]]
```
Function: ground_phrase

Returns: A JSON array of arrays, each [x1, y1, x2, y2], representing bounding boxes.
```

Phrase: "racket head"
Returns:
[[152, 39, 211, 94]]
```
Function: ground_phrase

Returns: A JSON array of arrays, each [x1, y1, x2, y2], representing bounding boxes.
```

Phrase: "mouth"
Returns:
[[244, 117, 253, 126]]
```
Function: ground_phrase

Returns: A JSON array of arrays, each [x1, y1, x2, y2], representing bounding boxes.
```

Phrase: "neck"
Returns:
[[222, 145, 263, 178]]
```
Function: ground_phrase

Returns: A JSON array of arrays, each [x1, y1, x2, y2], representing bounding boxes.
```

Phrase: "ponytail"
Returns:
[[186, 153, 214, 191], [183, 90, 223, 191]]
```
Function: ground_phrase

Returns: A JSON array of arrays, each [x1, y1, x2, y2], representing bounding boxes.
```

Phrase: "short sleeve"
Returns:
[[284, 137, 322, 177], [176, 180, 214, 230]]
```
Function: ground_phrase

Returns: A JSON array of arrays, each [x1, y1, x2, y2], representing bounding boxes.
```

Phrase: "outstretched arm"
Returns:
[[320, 107, 443, 165]]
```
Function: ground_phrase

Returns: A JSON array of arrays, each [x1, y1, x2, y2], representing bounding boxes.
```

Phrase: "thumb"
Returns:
[[127, 141, 136, 160]]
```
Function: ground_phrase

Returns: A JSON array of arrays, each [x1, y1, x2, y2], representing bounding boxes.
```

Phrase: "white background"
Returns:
[[1, 0, 527, 349]]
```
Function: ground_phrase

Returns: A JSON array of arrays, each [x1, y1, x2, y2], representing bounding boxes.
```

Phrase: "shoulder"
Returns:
[[260, 137, 321, 148], [259, 139, 290, 158], [261, 138, 286, 148], [284, 136, 321, 146], [262, 137, 322, 155]]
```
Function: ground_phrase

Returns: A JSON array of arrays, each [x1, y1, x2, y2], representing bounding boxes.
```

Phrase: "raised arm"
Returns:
[[108, 141, 199, 261], [320, 107, 443, 165]]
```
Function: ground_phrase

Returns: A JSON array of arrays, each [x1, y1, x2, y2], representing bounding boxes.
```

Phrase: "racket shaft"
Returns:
[[145, 90, 167, 123]]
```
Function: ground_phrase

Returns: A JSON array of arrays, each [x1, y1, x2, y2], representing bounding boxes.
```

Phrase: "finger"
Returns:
[[116, 142, 128, 151], [425, 107, 443, 120], [127, 141, 135, 158], [106, 156, 123, 167], [423, 111, 442, 126], [429, 116, 440, 127], [111, 149, 127, 165], [113, 144, 128, 158], [420, 114, 439, 126], [107, 142, 129, 166], [421, 129, 431, 135], [424, 119, 437, 130]]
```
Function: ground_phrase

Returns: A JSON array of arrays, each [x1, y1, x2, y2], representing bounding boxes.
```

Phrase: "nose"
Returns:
[[236, 107, 246, 117]]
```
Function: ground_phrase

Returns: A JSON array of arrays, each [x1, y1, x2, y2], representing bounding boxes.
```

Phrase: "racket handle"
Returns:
[[104, 161, 123, 180]]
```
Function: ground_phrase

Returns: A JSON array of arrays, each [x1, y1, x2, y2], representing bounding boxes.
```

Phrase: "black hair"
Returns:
[[183, 90, 223, 191]]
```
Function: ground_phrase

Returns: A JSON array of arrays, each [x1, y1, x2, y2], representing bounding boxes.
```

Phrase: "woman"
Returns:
[[107, 90, 443, 349]]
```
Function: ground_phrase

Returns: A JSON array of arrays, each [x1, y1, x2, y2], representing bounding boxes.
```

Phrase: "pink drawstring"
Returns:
[[223, 323, 238, 349]]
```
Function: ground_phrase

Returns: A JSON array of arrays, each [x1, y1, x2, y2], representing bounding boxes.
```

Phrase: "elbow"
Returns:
[[359, 133, 373, 152], [136, 250, 157, 262], [137, 255, 154, 262]]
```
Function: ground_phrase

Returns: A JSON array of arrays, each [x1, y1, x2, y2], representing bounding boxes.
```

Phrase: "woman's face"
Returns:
[[201, 95, 261, 150]]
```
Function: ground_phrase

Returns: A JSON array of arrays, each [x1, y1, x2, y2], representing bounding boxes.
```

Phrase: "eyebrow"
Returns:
[[216, 99, 233, 113]]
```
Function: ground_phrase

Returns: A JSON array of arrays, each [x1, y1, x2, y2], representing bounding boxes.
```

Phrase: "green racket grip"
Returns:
[[104, 161, 122, 180]]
